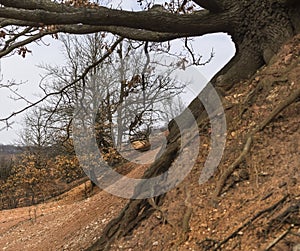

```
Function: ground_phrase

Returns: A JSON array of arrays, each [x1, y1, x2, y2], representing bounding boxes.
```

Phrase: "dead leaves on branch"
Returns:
[[0, 30, 6, 38], [17, 46, 32, 58], [39, 25, 59, 39], [137, 0, 197, 14]]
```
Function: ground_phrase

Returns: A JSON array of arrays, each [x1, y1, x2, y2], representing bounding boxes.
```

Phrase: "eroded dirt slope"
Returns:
[[111, 34, 300, 251]]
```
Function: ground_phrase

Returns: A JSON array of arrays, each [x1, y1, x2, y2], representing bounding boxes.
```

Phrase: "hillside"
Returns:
[[0, 34, 300, 251]]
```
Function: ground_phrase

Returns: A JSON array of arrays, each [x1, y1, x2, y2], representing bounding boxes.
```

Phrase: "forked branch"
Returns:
[[0, 1, 232, 36]]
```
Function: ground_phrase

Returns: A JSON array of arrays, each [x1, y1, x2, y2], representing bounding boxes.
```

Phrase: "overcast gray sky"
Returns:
[[0, 33, 235, 144]]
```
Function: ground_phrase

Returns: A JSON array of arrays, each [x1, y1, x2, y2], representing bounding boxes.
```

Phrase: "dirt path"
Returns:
[[0, 184, 121, 250], [0, 159, 152, 251], [0, 133, 164, 251]]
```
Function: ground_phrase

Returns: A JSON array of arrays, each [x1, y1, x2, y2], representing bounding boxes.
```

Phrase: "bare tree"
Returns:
[[159, 95, 186, 125], [19, 107, 53, 147], [38, 34, 186, 157]]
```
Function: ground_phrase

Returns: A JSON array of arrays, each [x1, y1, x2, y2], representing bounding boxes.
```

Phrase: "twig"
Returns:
[[184, 37, 214, 66], [212, 135, 252, 199], [0, 37, 123, 123], [264, 226, 292, 251], [211, 195, 288, 251], [254, 88, 300, 132]]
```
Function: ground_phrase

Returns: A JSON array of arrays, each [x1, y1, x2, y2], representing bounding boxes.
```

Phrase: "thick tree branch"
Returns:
[[0, 18, 37, 27], [0, 3, 232, 35], [58, 25, 194, 42], [0, 24, 192, 58], [0, 0, 74, 12], [0, 16, 198, 42]]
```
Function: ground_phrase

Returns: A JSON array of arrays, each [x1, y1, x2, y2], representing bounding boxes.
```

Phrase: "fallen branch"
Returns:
[[254, 88, 300, 133], [211, 195, 288, 251], [212, 135, 252, 201]]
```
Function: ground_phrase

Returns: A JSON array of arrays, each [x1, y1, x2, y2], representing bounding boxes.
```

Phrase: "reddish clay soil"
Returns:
[[0, 162, 149, 251], [1, 35, 300, 251]]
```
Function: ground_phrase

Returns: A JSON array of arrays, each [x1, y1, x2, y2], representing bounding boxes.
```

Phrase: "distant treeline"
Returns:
[[0, 141, 85, 210]]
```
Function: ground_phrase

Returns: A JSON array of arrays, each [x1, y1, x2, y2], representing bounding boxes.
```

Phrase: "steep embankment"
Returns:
[[110, 34, 300, 251], [0, 35, 299, 251]]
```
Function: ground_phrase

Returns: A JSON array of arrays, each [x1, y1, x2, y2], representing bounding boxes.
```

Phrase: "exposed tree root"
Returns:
[[212, 135, 253, 201], [255, 88, 300, 132], [212, 88, 300, 202], [266, 199, 300, 229], [147, 197, 170, 226], [210, 195, 288, 251], [86, 90, 212, 250], [172, 186, 193, 250], [86, 140, 180, 251], [86, 199, 153, 251]]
